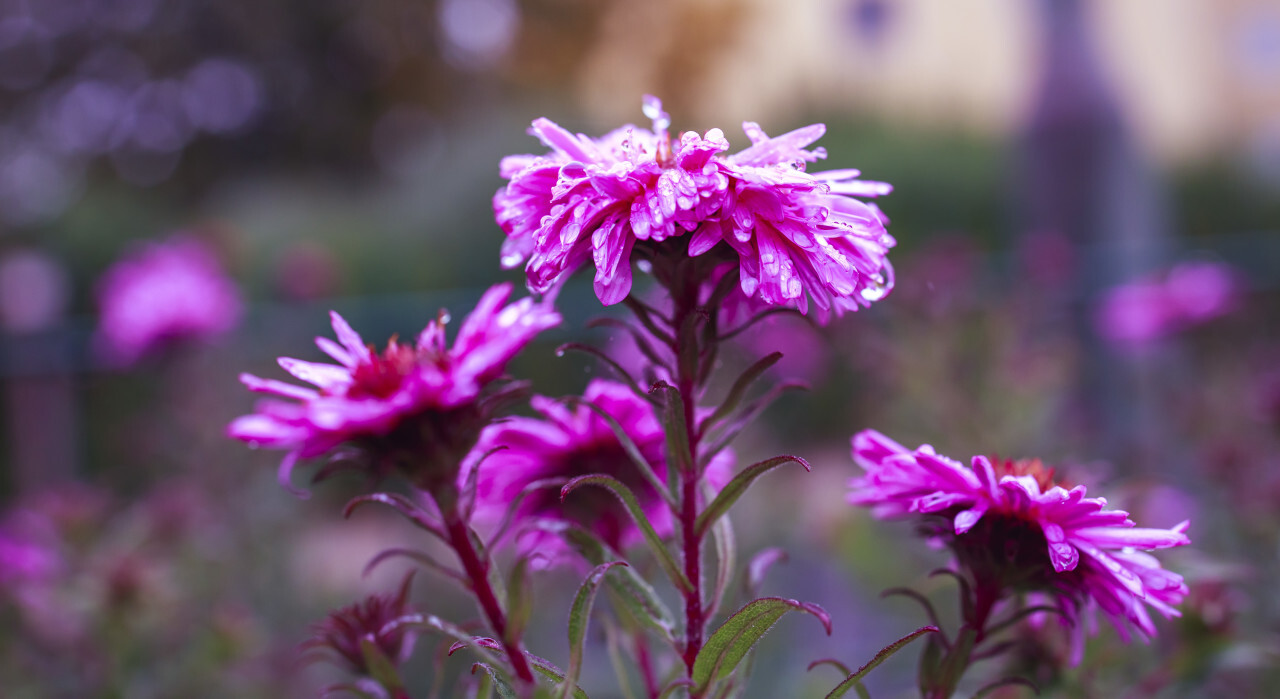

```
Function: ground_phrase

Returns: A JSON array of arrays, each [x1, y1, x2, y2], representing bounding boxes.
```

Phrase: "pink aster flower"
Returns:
[[300, 572, 417, 676], [495, 96, 895, 321], [96, 234, 242, 365], [847, 430, 1189, 659], [228, 283, 560, 495], [1095, 261, 1240, 347], [463, 379, 733, 566]]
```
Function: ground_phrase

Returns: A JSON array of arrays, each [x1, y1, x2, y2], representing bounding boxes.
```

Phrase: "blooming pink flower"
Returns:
[[96, 235, 242, 365], [495, 96, 895, 321], [463, 379, 732, 565], [847, 430, 1189, 659], [1095, 261, 1240, 347], [300, 572, 417, 676], [228, 283, 560, 495]]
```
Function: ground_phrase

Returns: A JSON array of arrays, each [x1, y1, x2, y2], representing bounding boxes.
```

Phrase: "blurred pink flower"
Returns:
[[300, 572, 417, 676], [495, 96, 895, 321], [463, 379, 732, 566], [0, 529, 60, 587], [848, 430, 1189, 661], [1095, 261, 1240, 346], [96, 235, 242, 365], [228, 283, 560, 495]]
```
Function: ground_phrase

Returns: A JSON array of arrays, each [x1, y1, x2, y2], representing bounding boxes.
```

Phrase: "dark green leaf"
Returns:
[[343, 492, 446, 543], [692, 597, 832, 692], [650, 382, 694, 475], [824, 626, 939, 699], [701, 381, 808, 464], [560, 562, 625, 699], [708, 513, 736, 619], [520, 651, 589, 699], [558, 524, 678, 641], [471, 662, 518, 699], [699, 352, 783, 435], [561, 475, 692, 594], [506, 554, 534, 641], [695, 455, 809, 537], [362, 547, 466, 587], [565, 397, 675, 508]]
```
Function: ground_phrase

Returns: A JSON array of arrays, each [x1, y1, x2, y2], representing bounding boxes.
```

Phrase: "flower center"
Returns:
[[348, 341, 418, 400], [988, 456, 1067, 492]]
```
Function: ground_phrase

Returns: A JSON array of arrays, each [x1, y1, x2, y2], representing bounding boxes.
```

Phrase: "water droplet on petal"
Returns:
[[641, 94, 670, 134], [636, 259, 653, 273], [500, 251, 524, 267]]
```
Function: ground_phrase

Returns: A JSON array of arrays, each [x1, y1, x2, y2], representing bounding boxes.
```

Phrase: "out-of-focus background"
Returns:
[[0, 0, 1277, 696]]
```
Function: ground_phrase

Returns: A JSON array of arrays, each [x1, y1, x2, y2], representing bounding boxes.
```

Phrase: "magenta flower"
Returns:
[[228, 283, 560, 495], [1095, 261, 1240, 347], [847, 430, 1189, 658], [301, 572, 417, 676], [494, 96, 895, 320], [96, 234, 242, 365], [463, 379, 732, 565]]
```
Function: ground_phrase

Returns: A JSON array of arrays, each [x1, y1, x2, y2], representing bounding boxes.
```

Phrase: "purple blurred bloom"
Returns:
[[1096, 261, 1240, 346], [300, 572, 417, 676], [463, 379, 732, 566], [228, 283, 560, 495], [0, 528, 60, 587], [95, 235, 242, 365], [848, 430, 1189, 660], [495, 96, 895, 321]]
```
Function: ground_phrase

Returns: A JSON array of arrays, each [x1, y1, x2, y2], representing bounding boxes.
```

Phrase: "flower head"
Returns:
[[96, 234, 242, 365], [301, 572, 417, 676], [228, 283, 560, 495], [463, 379, 732, 566], [495, 96, 895, 321], [1095, 261, 1240, 347], [847, 430, 1189, 659]]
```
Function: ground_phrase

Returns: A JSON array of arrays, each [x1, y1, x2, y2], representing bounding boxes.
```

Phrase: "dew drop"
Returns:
[[636, 259, 653, 273], [501, 251, 525, 267], [859, 273, 889, 302], [641, 94, 670, 134], [555, 347, 567, 357]]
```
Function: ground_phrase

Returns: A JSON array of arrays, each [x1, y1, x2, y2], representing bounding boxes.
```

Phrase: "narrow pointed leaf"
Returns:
[[692, 597, 832, 691], [650, 382, 694, 475], [824, 625, 940, 698], [363, 547, 466, 586], [807, 658, 852, 676], [383, 614, 503, 667], [560, 562, 626, 699], [603, 620, 640, 699], [561, 474, 692, 594], [566, 397, 675, 508], [490, 477, 568, 545], [344, 492, 447, 543], [586, 317, 673, 375], [882, 588, 946, 645], [461, 446, 508, 521], [936, 627, 977, 697], [557, 342, 649, 400], [696, 455, 809, 537], [506, 554, 534, 641], [700, 352, 783, 435], [622, 296, 674, 344], [701, 381, 808, 464], [471, 663, 518, 699], [519, 651, 589, 699], [708, 513, 736, 618], [558, 523, 678, 641], [717, 307, 806, 342]]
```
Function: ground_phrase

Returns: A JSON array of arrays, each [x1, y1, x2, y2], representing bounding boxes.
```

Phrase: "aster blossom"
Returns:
[[300, 572, 417, 676], [95, 234, 242, 365], [228, 282, 560, 495], [495, 96, 895, 320], [847, 429, 1189, 657], [463, 379, 733, 565]]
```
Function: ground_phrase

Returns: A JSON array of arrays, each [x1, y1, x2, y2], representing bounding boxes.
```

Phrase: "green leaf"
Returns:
[[585, 317, 672, 375], [701, 381, 808, 465], [565, 396, 675, 508], [521, 651, 589, 699], [823, 626, 940, 699], [359, 638, 407, 695], [695, 455, 809, 537], [560, 562, 625, 699], [387, 614, 503, 666], [559, 524, 678, 641], [934, 627, 977, 698], [700, 352, 783, 435], [343, 492, 447, 543], [707, 513, 736, 619], [561, 475, 693, 594], [506, 554, 534, 641], [692, 597, 832, 692], [649, 382, 694, 475], [362, 547, 466, 587], [471, 662, 518, 699]]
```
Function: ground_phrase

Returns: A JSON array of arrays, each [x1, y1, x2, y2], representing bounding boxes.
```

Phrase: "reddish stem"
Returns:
[[634, 630, 660, 699], [442, 506, 535, 685]]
